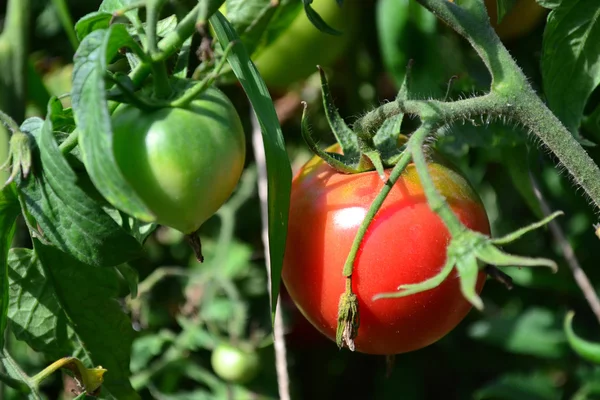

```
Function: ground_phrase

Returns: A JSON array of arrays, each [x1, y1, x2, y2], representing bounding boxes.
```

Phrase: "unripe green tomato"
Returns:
[[211, 343, 260, 384], [252, 0, 359, 89], [112, 87, 245, 234]]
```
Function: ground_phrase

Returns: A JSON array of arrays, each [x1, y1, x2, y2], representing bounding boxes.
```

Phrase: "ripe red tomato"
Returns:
[[282, 146, 490, 355], [280, 284, 329, 348]]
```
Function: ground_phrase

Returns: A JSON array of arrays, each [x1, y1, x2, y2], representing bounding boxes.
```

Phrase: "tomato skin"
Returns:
[[211, 343, 260, 384], [112, 87, 245, 234], [282, 148, 490, 355]]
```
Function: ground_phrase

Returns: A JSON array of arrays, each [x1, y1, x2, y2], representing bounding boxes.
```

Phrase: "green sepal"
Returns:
[[374, 113, 405, 165], [372, 214, 559, 310], [491, 211, 563, 246], [1, 129, 32, 186], [362, 150, 386, 180], [395, 60, 413, 102], [336, 290, 359, 351], [564, 311, 600, 364], [302, 0, 342, 35], [318, 66, 359, 158], [300, 102, 360, 174]]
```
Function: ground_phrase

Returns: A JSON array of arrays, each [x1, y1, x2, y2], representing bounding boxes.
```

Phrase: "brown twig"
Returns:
[[484, 265, 514, 290], [250, 110, 291, 400], [530, 174, 600, 325]]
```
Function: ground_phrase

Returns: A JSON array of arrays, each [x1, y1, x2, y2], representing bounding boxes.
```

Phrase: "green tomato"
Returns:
[[252, 0, 358, 89], [211, 343, 260, 384], [112, 87, 245, 234]]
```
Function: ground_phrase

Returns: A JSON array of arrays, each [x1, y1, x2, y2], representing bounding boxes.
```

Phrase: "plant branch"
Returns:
[[129, 3, 201, 87], [530, 175, 600, 325], [411, 0, 600, 212], [250, 110, 291, 400], [59, 130, 79, 154], [1, 349, 40, 398]]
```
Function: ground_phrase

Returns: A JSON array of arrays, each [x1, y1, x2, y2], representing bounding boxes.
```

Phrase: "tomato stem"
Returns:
[[341, 147, 413, 278], [58, 130, 79, 154], [128, 3, 201, 88], [411, 0, 600, 214], [169, 41, 238, 108], [409, 125, 464, 236], [145, 0, 167, 55]]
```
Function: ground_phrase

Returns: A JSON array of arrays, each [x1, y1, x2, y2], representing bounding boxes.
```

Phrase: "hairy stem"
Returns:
[[59, 130, 79, 154], [342, 145, 414, 277], [412, 0, 600, 211], [409, 125, 465, 235], [129, 3, 201, 87], [518, 95, 600, 210]]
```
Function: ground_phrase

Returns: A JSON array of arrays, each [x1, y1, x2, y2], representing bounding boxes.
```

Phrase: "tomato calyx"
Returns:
[[300, 66, 407, 180], [336, 289, 359, 350], [374, 211, 562, 309], [185, 231, 204, 263], [0, 110, 32, 187]]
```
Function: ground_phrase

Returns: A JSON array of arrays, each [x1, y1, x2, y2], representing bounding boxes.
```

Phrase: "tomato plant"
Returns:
[[2, 0, 600, 399], [282, 145, 490, 355], [211, 343, 261, 385], [112, 87, 246, 235]]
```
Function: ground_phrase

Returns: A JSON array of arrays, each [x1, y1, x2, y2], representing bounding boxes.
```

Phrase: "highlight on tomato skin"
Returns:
[[282, 148, 490, 355]]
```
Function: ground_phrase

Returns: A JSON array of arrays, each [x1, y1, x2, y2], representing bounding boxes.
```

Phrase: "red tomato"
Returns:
[[280, 284, 329, 348], [282, 146, 490, 355]]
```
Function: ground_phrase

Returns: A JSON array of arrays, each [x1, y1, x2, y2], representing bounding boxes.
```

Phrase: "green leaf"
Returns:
[[116, 263, 139, 298], [71, 25, 154, 221], [223, 0, 301, 56], [74, 12, 112, 41], [33, 241, 139, 400], [495, 0, 518, 23], [0, 184, 20, 349], [376, 0, 448, 96], [8, 248, 87, 360], [475, 371, 562, 400], [542, 0, 600, 140], [210, 12, 292, 318], [469, 307, 567, 358], [564, 311, 600, 364], [302, 0, 342, 35], [16, 106, 143, 268], [99, 0, 142, 25], [536, 0, 562, 10]]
